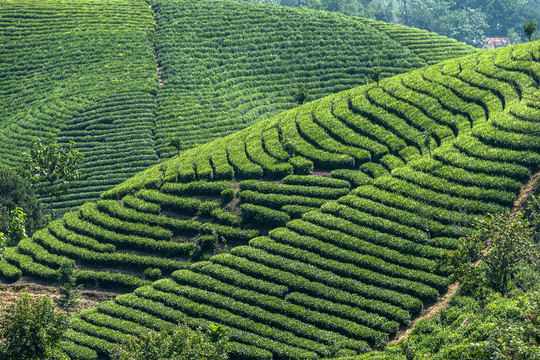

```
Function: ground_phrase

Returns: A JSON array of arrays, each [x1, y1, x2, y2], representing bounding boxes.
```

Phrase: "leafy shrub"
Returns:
[[288, 156, 314, 175], [241, 204, 291, 227], [144, 267, 162, 281], [220, 188, 235, 204], [0, 293, 69, 360]]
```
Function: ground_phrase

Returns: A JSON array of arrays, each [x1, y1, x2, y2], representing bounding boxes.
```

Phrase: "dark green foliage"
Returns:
[[282, 175, 350, 189], [288, 156, 314, 175], [4, 20, 540, 360], [57, 261, 82, 313], [168, 137, 184, 157], [0, 293, 70, 360], [0, 166, 44, 236], [211, 208, 242, 227], [23, 133, 83, 219], [143, 267, 162, 281], [241, 204, 291, 227], [444, 213, 537, 296], [293, 85, 308, 105], [220, 188, 235, 204], [331, 169, 373, 187], [523, 19, 537, 41], [366, 68, 382, 86], [162, 181, 231, 197], [7, 207, 27, 246]]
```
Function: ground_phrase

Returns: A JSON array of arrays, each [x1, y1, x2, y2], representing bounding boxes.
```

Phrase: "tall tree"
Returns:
[[168, 136, 184, 157], [435, 7, 488, 46], [23, 133, 83, 219], [523, 19, 537, 41]]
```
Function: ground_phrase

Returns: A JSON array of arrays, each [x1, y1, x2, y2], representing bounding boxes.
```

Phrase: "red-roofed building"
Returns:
[[486, 37, 511, 49]]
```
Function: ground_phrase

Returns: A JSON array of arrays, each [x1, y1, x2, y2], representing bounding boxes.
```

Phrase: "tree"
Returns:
[[111, 323, 229, 360], [435, 7, 488, 47], [0, 232, 6, 257], [293, 85, 308, 105], [523, 19, 537, 41], [56, 261, 82, 313], [0, 293, 70, 360], [446, 213, 537, 296], [0, 166, 44, 236], [7, 207, 27, 246], [168, 136, 184, 157], [365, 68, 382, 87], [23, 133, 83, 219]]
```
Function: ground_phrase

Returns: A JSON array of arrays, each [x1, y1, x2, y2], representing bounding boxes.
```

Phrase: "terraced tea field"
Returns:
[[0, 0, 476, 216], [0, 0, 159, 216], [0, 38, 538, 359], [151, 0, 478, 158]]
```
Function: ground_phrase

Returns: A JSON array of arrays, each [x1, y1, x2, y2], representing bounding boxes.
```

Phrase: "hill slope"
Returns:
[[0, 0, 476, 216], [0, 41, 538, 359], [0, 0, 160, 215]]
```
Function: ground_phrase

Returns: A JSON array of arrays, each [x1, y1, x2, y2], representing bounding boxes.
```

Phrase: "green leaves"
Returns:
[[23, 133, 83, 218], [8, 207, 27, 246], [24, 133, 83, 191], [0, 293, 70, 360], [523, 19, 537, 41], [445, 213, 538, 295]]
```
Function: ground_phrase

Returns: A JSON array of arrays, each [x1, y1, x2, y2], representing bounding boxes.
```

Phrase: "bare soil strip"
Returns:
[[389, 170, 540, 344], [0, 281, 116, 313]]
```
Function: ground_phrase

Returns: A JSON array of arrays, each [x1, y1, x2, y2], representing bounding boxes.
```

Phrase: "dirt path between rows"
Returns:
[[389, 170, 540, 344], [0, 280, 117, 313]]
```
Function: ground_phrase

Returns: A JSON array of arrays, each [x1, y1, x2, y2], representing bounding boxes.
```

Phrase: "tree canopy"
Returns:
[[0, 293, 70, 360], [0, 166, 44, 236], [240, 0, 540, 46], [23, 133, 83, 219]]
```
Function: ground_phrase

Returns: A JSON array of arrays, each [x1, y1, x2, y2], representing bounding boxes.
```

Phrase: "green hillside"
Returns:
[[0, 39, 538, 359], [0, 0, 160, 214], [0, 0, 476, 216]]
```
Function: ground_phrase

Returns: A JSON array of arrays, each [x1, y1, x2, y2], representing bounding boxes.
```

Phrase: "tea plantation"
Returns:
[[0, 0, 476, 216], [0, 36, 538, 359]]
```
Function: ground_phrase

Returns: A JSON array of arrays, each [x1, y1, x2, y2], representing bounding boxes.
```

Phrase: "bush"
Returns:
[[220, 188, 235, 204], [282, 175, 350, 189], [288, 156, 314, 175], [0, 166, 44, 236], [111, 321, 229, 360], [211, 253, 411, 324], [162, 181, 231, 197], [241, 204, 291, 227], [331, 169, 373, 188], [198, 201, 221, 217], [144, 267, 162, 281], [0, 293, 70, 360], [210, 208, 242, 227]]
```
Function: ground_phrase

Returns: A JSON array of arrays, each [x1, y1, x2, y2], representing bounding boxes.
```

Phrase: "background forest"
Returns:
[[235, 0, 540, 46]]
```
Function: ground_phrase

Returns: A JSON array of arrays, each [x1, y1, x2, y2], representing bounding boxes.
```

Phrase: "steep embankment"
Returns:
[[0, 40, 537, 359], [0, 0, 475, 215]]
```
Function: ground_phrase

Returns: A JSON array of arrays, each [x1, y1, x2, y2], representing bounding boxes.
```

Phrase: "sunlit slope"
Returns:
[[0, 0, 159, 215], [0, 41, 537, 359], [0, 0, 475, 216], [151, 0, 476, 158], [362, 18, 479, 65]]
